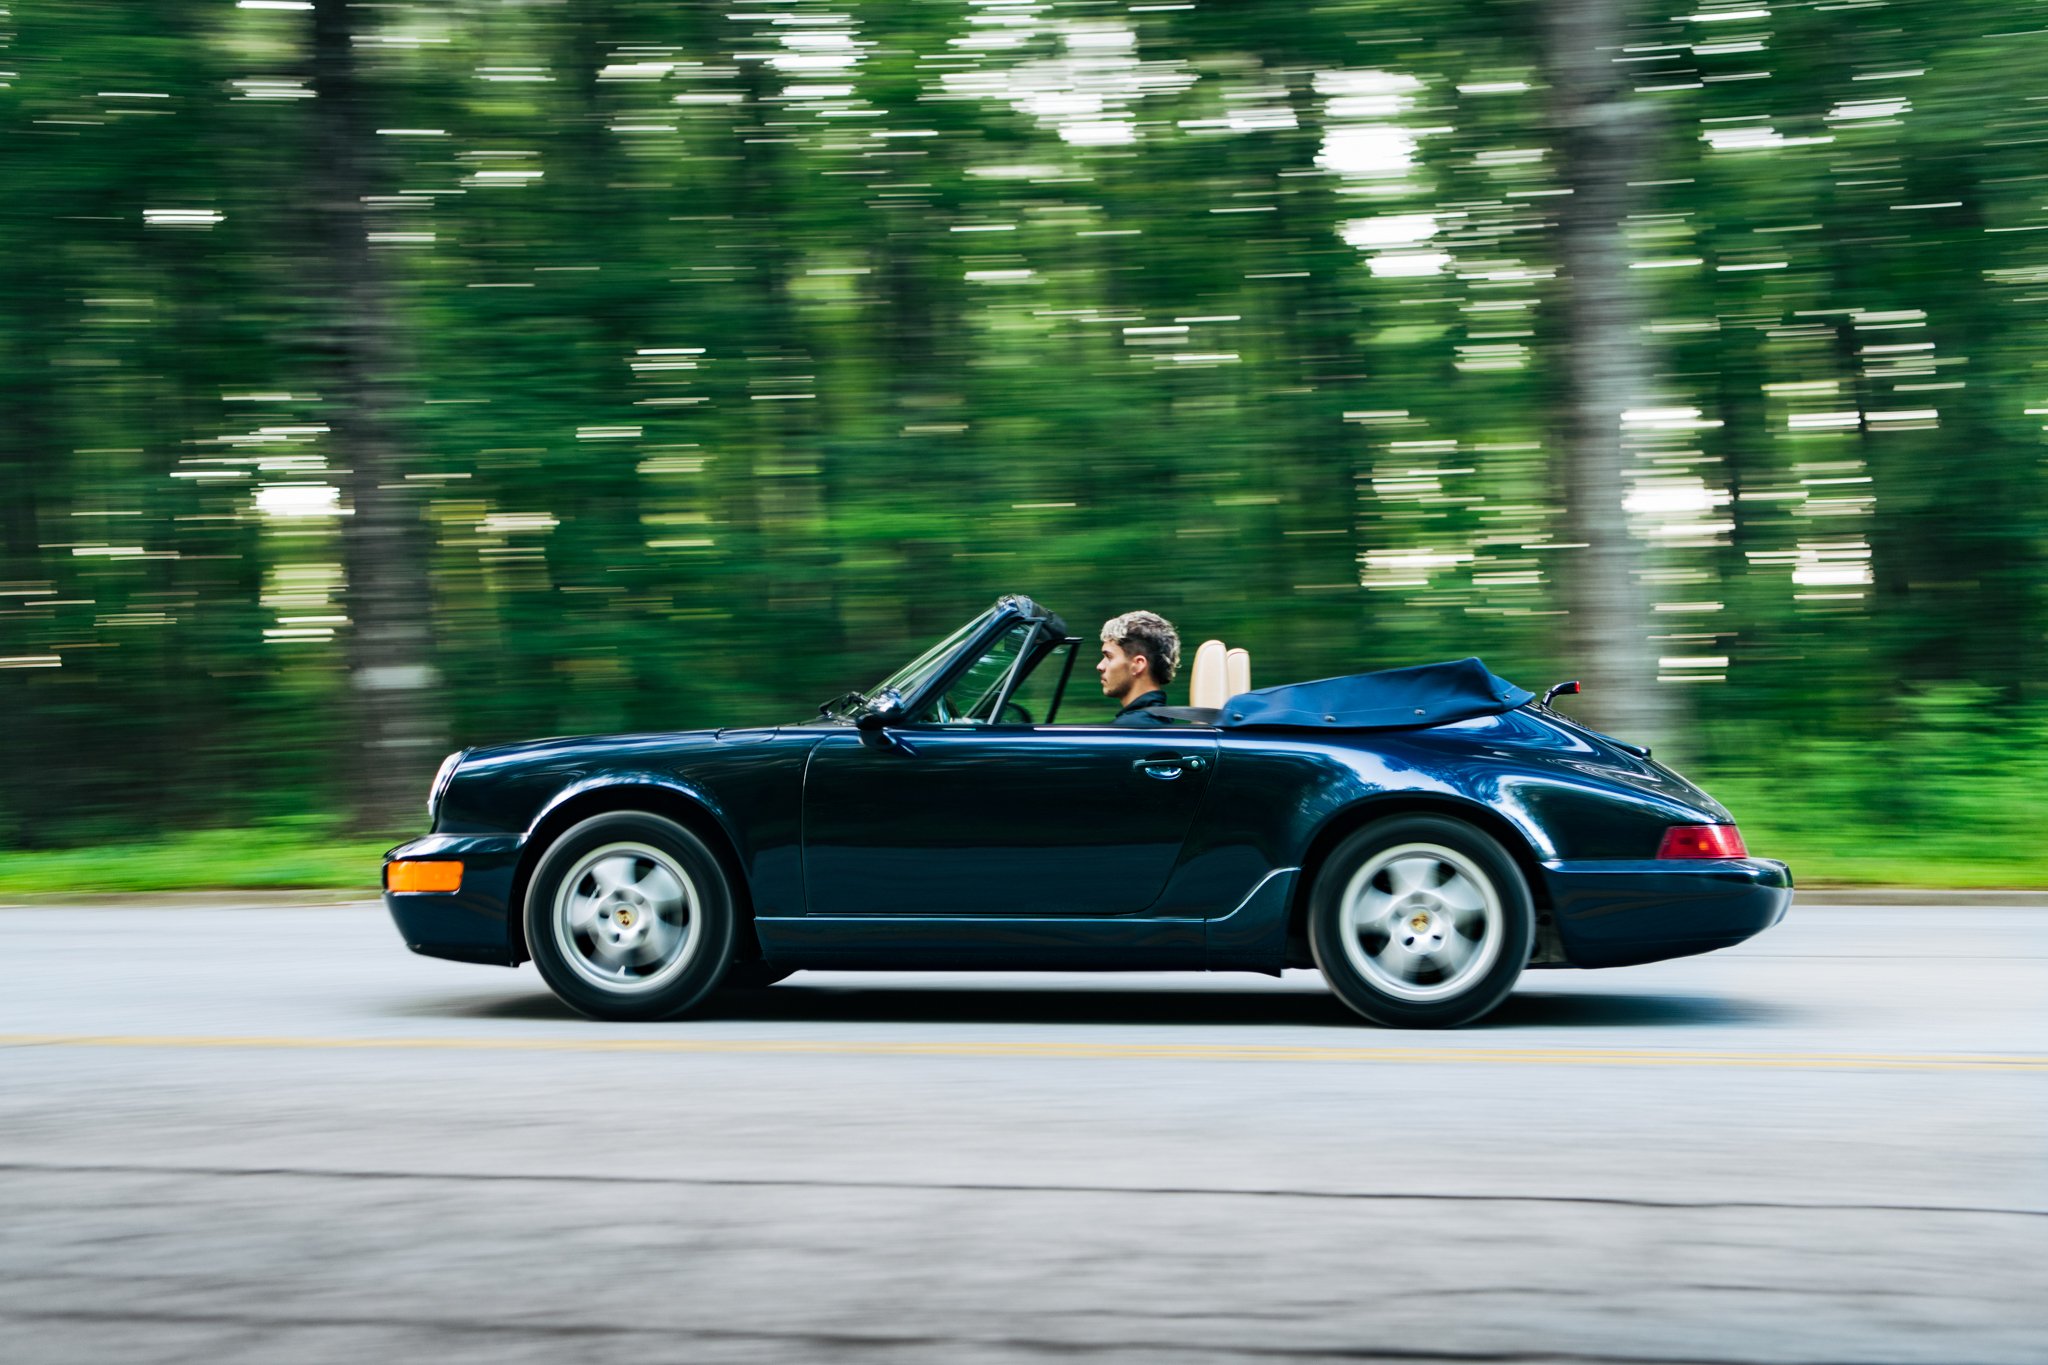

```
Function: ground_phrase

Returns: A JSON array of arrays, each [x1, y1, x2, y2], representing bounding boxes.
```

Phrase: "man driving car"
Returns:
[[1098, 610, 1180, 727]]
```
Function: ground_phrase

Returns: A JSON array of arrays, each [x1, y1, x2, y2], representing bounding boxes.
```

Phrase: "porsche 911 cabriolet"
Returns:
[[383, 594, 1791, 1027]]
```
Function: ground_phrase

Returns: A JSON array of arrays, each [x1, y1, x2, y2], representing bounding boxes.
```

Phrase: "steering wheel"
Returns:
[[1001, 701, 1034, 725]]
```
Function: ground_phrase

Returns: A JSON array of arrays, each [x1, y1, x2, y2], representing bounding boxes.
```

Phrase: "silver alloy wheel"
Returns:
[[551, 841, 701, 995], [1337, 841, 1504, 1003]]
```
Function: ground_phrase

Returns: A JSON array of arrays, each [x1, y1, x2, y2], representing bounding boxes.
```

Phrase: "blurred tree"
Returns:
[[311, 0, 443, 830], [1538, 0, 1671, 743]]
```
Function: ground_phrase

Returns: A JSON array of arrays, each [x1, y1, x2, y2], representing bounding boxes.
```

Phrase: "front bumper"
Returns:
[[1542, 857, 1792, 969], [382, 834, 526, 966]]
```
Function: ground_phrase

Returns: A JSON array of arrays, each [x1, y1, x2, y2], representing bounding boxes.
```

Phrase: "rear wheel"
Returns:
[[1308, 815, 1532, 1029], [524, 812, 736, 1021]]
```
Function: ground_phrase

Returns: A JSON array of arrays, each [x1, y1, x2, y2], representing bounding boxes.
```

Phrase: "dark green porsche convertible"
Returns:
[[383, 594, 1790, 1028]]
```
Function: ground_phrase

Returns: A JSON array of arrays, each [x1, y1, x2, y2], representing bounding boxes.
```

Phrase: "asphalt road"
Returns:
[[0, 901, 2042, 1365]]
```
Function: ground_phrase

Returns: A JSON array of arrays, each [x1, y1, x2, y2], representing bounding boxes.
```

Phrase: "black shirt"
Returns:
[[1113, 689, 1170, 727]]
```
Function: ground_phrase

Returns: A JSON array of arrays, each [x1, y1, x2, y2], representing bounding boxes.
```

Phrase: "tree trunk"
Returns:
[[311, 0, 442, 831], [1541, 0, 1673, 746]]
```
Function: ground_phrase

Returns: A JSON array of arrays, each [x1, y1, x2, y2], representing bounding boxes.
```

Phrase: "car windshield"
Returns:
[[867, 607, 1000, 704]]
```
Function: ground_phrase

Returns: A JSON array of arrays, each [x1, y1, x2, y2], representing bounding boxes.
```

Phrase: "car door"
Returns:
[[801, 725, 1220, 917]]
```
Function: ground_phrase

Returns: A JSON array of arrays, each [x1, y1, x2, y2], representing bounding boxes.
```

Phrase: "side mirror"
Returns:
[[856, 688, 907, 732]]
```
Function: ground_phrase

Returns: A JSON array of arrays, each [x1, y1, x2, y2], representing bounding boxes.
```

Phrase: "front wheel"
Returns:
[[1308, 815, 1533, 1029], [524, 812, 737, 1021]]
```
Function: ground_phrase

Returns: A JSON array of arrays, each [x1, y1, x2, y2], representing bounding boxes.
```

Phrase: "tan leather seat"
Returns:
[[1188, 639, 1252, 708], [1189, 639, 1229, 709]]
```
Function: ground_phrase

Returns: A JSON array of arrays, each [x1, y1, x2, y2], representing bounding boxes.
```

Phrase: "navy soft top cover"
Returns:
[[1219, 657, 1533, 730]]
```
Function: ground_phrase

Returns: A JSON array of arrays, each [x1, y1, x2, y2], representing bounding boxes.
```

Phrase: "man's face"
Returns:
[[1097, 640, 1145, 700]]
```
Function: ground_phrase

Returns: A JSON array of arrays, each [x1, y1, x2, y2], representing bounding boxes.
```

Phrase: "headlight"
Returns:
[[427, 749, 466, 824]]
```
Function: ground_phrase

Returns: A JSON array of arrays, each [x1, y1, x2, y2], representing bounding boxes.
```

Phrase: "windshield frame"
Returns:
[[843, 597, 1062, 726]]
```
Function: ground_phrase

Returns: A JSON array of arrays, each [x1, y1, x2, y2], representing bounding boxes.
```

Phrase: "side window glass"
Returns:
[[1002, 640, 1073, 725]]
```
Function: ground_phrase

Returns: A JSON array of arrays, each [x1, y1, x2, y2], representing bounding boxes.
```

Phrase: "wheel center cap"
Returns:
[[1408, 911, 1432, 933], [616, 907, 635, 928]]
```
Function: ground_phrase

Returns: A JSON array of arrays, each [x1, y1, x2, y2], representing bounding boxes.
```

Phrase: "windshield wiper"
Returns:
[[818, 690, 868, 719]]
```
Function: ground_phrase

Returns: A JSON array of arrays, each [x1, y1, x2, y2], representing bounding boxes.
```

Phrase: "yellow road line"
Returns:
[[0, 1033, 2042, 1072]]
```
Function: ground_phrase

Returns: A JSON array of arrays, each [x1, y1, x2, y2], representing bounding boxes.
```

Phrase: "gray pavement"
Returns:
[[0, 902, 2042, 1364]]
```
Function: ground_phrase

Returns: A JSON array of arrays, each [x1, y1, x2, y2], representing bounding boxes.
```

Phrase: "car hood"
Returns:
[[457, 727, 774, 772]]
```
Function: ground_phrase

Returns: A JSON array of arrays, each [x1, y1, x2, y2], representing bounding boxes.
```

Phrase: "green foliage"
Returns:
[[1699, 685, 2048, 885], [3, 1, 2048, 883], [0, 819, 394, 897]]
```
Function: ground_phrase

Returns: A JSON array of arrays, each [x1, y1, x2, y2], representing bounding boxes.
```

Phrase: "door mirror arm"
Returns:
[[856, 689, 907, 747]]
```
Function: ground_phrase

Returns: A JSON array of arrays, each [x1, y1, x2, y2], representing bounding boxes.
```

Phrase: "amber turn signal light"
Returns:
[[386, 860, 464, 893], [1656, 825, 1747, 860]]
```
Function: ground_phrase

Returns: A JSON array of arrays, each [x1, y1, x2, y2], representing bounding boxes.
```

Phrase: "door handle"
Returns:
[[1134, 755, 1205, 780]]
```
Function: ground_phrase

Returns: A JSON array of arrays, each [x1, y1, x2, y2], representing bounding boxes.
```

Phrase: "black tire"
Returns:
[[720, 961, 794, 991], [1308, 815, 1533, 1029], [524, 811, 737, 1021]]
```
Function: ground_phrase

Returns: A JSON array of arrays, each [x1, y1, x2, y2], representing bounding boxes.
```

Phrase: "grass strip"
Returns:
[[0, 821, 397, 897]]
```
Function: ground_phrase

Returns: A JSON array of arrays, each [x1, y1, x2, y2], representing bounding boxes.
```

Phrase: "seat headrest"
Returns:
[[1188, 638, 1229, 710], [1225, 646, 1250, 698]]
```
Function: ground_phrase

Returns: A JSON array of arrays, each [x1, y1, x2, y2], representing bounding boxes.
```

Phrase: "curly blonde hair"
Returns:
[[1100, 610, 1180, 686]]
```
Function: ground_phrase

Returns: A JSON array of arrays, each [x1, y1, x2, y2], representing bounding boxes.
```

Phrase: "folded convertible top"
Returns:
[[1214, 657, 1534, 730]]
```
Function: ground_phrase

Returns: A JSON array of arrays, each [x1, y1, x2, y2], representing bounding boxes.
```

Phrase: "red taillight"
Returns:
[[1657, 825, 1747, 860]]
